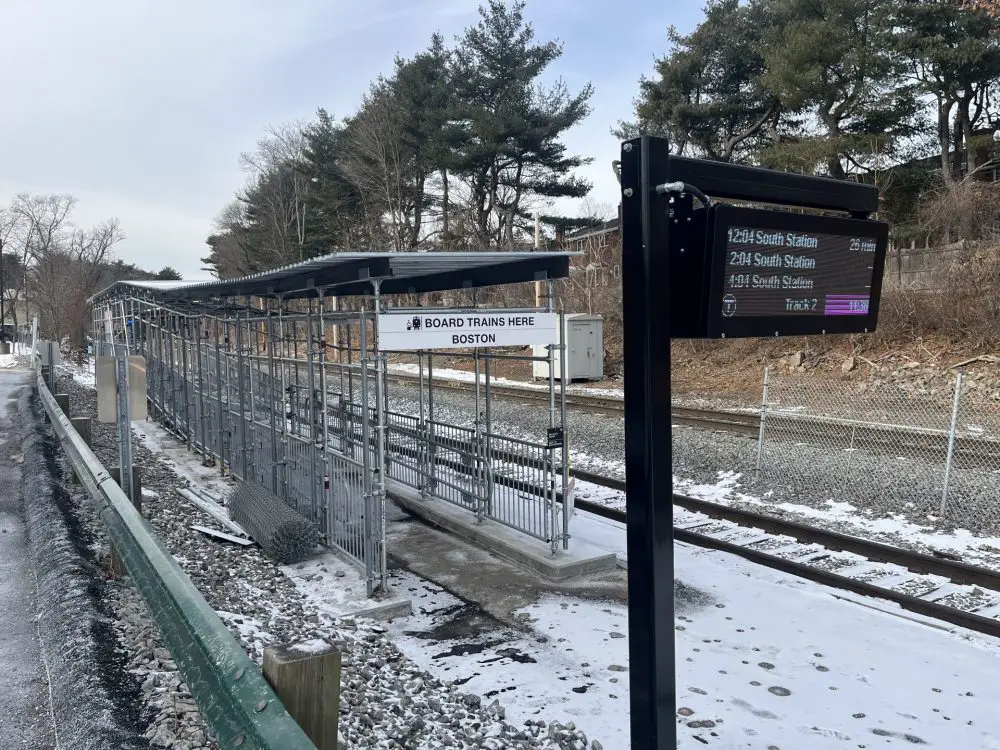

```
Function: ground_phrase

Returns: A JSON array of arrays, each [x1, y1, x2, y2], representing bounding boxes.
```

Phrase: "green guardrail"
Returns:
[[36, 375, 318, 750]]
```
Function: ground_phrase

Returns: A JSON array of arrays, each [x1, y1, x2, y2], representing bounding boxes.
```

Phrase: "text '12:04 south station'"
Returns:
[[720, 226, 878, 318]]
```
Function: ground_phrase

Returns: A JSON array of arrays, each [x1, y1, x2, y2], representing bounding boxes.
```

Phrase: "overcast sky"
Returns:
[[0, 0, 701, 279]]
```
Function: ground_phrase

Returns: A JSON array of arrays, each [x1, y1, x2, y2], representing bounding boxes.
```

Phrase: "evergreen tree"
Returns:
[[299, 109, 364, 255], [450, 0, 594, 247], [391, 34, 462, 247], [617, 0, 783, 163], [895, 0, 1000, 183], [155, 266, 182, 280], [761, 0, 921, 178]]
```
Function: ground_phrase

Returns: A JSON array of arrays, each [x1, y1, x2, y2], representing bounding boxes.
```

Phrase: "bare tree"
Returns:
[[340, 83, 428, 251], [4, 194, 76, 334], [31, 217, 124, 347], [238, 122, 312, 263]]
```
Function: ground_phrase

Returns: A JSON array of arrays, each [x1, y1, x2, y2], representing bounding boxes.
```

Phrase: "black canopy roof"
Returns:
[[92, 251, 576, 302]]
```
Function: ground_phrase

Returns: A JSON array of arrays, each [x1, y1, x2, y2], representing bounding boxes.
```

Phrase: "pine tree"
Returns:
[[617, 0, 783, 163], [450, 0, 594, 247], [760, 0, 922, 178], [299, 109, 364, 255]]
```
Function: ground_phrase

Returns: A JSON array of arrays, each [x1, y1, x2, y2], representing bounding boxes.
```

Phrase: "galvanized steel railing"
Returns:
[[92, 292, 571, 574]]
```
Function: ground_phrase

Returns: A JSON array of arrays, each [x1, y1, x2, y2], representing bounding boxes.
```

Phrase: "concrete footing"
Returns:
[[386, 479, 618, 581]]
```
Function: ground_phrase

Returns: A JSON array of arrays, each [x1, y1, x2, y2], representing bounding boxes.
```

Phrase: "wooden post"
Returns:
[[108, 466, 142, 577], [54, 393, 70, 417], [263, 641, 342, 750]]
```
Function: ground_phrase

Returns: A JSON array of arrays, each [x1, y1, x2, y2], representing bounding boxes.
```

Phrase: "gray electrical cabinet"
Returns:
[[532, 313, 604, 381]]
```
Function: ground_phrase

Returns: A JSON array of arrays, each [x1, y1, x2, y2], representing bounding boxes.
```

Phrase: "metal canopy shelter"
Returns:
[[90, 250, 576, 599], [91, 251, 574, 302]]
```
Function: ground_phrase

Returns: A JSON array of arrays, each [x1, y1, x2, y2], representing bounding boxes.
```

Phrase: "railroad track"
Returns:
[[383, 369, 763, 432], [569, 467, 1000, 640]]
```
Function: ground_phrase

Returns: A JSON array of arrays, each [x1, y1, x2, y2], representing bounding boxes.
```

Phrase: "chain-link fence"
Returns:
[[758, 369, 1000, 535]]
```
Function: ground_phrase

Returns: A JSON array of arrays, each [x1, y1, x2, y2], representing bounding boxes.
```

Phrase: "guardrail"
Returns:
[[35, 374, 318, 750]]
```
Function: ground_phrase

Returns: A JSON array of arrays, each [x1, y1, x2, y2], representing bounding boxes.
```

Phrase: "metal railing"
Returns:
[[92, 291, 572, 598], [36, 372, 317, 750]]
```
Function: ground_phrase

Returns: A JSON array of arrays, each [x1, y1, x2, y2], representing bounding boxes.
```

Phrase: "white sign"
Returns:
[[377, 311, 559, 351]]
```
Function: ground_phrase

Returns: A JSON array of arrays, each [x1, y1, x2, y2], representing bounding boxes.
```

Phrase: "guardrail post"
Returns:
[[54, 393, 70, 417], [70, 417, 92, 485], [263, 642, 342, 750], [109, 466, 143, 577]]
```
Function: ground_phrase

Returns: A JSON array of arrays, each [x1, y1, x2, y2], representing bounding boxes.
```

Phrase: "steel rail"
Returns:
[[571, 477, 1000, 639]]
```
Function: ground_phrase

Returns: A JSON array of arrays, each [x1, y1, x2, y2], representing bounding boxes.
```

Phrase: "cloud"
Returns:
[[0, 0, 684, 277]]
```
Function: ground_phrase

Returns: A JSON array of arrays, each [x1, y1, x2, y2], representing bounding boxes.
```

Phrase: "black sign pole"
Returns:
[[621, 135, 676, 749]]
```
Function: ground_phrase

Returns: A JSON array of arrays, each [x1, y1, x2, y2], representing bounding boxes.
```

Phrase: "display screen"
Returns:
[[719, 225, 880, 319]]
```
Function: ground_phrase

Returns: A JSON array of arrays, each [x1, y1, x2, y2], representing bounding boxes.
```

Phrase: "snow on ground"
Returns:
[[390, 518, 1000, 749], [672, 541, 1000, 748], [57, 356, 1000, 746], [671, 470, 1000, 571], [387, 362, 625, 399], [129, 420, 235, 500], [387, 570, 628, 745]]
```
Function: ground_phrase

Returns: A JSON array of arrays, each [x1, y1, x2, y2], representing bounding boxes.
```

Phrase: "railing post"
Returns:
[[546, 280, 558, 556], [306, 298, 319, 525], [558, 308, 570, 550], [267, 301, 280, 495], [417, 351, 428, 499], [941, 370, 964, 518], [474, 349, 485, 525], [426, 354, 437, 499], [359, 308, 375, 596]]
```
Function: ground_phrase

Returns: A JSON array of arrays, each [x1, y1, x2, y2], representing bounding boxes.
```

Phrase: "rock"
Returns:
[[842, 356, 856, 373], [464, 693, 482, 708], [789, 351, 805, 368]]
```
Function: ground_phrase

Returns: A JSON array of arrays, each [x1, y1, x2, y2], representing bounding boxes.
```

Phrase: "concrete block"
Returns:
[[386, 479, 618, 581]]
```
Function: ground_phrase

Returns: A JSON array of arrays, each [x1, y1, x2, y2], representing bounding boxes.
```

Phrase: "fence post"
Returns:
[[262, 642, 342, 750], [359, 309, 375, 596], [473, 350, 485, 525], [755, 366, 770, 474], [426, 354, 436, 499], [940, 370, 964, 517]]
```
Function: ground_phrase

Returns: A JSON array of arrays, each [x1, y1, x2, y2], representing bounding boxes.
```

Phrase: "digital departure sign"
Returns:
[[704, 205, 889, 338]]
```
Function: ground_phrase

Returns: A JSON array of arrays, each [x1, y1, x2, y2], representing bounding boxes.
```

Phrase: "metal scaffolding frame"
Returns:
[[90, 252, 575, 597]]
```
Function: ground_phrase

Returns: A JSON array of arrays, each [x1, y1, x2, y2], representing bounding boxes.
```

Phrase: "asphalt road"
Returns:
[[0, 369, 57, 748]]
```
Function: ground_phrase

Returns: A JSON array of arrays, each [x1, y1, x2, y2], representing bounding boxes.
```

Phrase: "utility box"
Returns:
[[532, 314, 604, 381]]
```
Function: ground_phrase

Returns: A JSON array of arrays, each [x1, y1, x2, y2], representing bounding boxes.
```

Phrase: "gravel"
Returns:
[[54, 366, 605, 750]]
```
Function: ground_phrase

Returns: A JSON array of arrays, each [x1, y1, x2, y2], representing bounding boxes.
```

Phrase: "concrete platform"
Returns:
[[385, 479, 619, 581], [280, 550, 412, 621]]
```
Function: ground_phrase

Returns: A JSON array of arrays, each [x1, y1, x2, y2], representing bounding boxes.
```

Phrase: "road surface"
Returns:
[[0, 369, 57, 748]]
